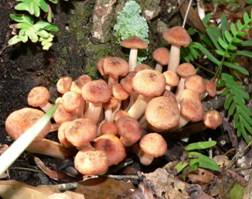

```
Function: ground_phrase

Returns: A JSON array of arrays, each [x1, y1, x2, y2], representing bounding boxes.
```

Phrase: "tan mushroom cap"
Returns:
[[180, 99, 204, 122], [97, 57, 105, 76], [152, 47, 170, 65], [206, 79, 217, 97], [185, 75, 206, 94], [177, 89, 201, 102], [5, 107, 50, 140], [140, 133, 167, 157], [58, 121, 73, 148], [94, 134, 126, 166], [104, 97, 119, 110], [120, 36, 148, 49], [71, 75, 92, 94], [103, 57, 129, 80], [53, 104, 73, 124], [116, 116, 142, 146], [132, 69, 166, 97], [163, 26, 191, 47], [82, 80, 111, 104], [56, 76, 72, 94], [64, 118, 97, 148], [27, 86, 50, 108], [112, 83, 129, 101], [163, 71, 179, 87], [120, 72, 136, 93], [62, 91, 84, 112], [145, 94, 180, 131], [176, 63, 196, 78], [74, 149, 108, 175], [135, 64, 152, 72], [204, 110, 222, 129], [99, 121, 118, 135]]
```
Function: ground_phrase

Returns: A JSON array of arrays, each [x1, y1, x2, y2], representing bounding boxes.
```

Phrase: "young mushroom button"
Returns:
[[120, 36, 148, 71], [163, 26, 191, 72], [204, 110, 223, 129], [152, 47, 170, 72], [56, 76, 72, 94]]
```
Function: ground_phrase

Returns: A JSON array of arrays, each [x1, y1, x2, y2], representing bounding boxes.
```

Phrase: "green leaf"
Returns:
[[223, 62, 249, 75], [224, 30, 233, 43], [220, 14, 228, 32], [175, 161, 188, 174], [241, 39, 252, 46], [206, 26, 222, 50], [10, 14, 33, 24], [229, 183, 245, 199], [185, 141, 217, 151], [15, 2, 31, 13], [48, 0, 58, 4], [38, 0, 49, 12], [236, 50, 252, 58], [243, 12, 251, 24], [8, 35, 22, 46], [218, 38, 229, 49], [230, 23, 237, 36]]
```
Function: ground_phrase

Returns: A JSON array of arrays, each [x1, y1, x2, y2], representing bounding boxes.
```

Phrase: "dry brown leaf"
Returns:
[[188, 168, 215, 185]]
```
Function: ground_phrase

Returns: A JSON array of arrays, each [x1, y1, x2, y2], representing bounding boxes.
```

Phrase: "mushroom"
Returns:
[[135, 64, 152, 72], [94, 134, 126, 166], [185, 75, 206, 96], [56, 76, 73, 94], [180, 99, 204, 122], [82, 80, 111, 123], [206, 79, 217, 97], [128, 69, 166, 119], [70, 74, 92, 94], [53, 104, 74, 124], [152, 47, 170, 72], [137, 133, 167, 165], [74, 149, 109, 175], [203, 110, 222, 129], [145, 94, 180, 132], [58, 121, 74, 148], [120, 36, 148, 71], [116, 116, 142, 146], [163, 70, 179, 91], [27, 86, 52, 112], [98, 121, 118, 135], [104, 97, 120, 122], [163, 26, 191, 72], [64, 118, 97, 149]]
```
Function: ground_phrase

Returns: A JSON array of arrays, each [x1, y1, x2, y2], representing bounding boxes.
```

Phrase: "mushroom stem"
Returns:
[[105, 109, 113, 122], [84, 103, 102, 123], [168, 45, 180, 72], [139, 151, 154, 166], [129, 48, 138, 71], [127, 95, 148, 119], [41, 103, 53, 112], [155, 64, 163, 72], [176, 78, 186, 101]]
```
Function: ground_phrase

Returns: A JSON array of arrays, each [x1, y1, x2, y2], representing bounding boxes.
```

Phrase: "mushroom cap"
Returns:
[[5, 107, 50, 139], [113, 110, 129, 121], [64, 118, 97, 148], [94, 134, 126, 166], [103, 57, 129, 80], [176, 63, 196, 78], [53, 104, 73, 124], [145, 94, 180, 131], [71, 75, 92, 94], [180, 99, 204, 122], [185, 75, 206, 94], [56, 76, 72, 94], [152, 47, 170, 65], [58, 121, 74, 148], [163, 26, 191, 47], [140, 133, 167, 157], [99, 121, 118, 135], [120, 36, 148, 49], [177, 89, 201, 102], [112, 83, 129, 101], [104, 97, 119, 110], [132, 69, 165, 97], [74, 150, 108, 175], [206, 79, 217, 97], [204, 110, 222, 129], [120, 72, 136, 93], [27, 86, 50, 108], [163, 71, 179, 87], [135, 64, 152, 72], [96, 57, 106, 76], [82, 80, 111, 104], [62, 91, 84, 112], [116, 116, 142, 146]]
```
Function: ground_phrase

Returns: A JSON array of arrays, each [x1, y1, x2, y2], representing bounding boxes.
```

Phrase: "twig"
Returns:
[[10, 166, 42, 173], [182, 0, 193, 27], [106, 174, 139, 180]]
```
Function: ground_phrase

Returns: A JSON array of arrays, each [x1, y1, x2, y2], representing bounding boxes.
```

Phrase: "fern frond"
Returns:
[[221, 73, 252, 143]]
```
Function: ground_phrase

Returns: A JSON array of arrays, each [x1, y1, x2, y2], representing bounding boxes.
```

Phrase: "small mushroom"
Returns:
[[185, 75, 206, 96], [163, 26, 191, 72], [70, 74, 92, 94], [120, 36, 148, 71], [206, 79, 217, 97], [98, 121, 118, 135], [180, 99, 204, 122], [56, 76, 72, 94], [138, 133, 167, 165], [53, 104, 74, 124], [152, 47, 170, 72], [203, 110, 222, 129], [163, 71, 179, 91]]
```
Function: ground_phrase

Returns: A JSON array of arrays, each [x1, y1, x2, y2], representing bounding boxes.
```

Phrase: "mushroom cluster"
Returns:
[[4, 26, 223, 176]]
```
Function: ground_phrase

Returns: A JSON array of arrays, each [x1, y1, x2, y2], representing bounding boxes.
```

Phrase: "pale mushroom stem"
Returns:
[[175, 78, 186, 101], [138, 151, 154, 165], [129, 48, 138, 71], [105, 109, 113, 122], [127, 95, 148, 119], [41, 102, 53, 112], [168, 45, 180, 72], [84, 102, 102, 123], [155, 64, 163, 72]]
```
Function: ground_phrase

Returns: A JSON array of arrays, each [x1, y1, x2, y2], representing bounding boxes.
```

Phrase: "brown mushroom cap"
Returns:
[[112, 83, 129, 101], [116, 116, 142, 146], [99, 121, 118, 135], [58, 121, 74, 148], [56, 76, 72, 94], [64, 118, 97, 148], [103, 57, 129, 80], [120, 36, 148, 49], [82, 80, 111, 104], [53, 104, 73, 124], [140, 133, 167, 157], [94, 134, 126, 166], [145, 94, 180, 131], [204, 110, 222, 129], [120, 72, 136, 93], [132, 69, 166, 97], [176, 63, 196, 78], [180, 99, 204, 122], [71, 75, 92, 94], [27, 86, 50, 108], [185, 75, 206, 94], [163, 26, 191, 47], [5, 107, 50, 140], [163, 71, 179, 87], [62, 91, 84, 112], [152, 47, 170, 65], [177, 89, 201, 102], [97, 57, 106, 76], [135, 64, 152, 72], [206, 79, 217, 97], [74, 150, 108, 175]]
